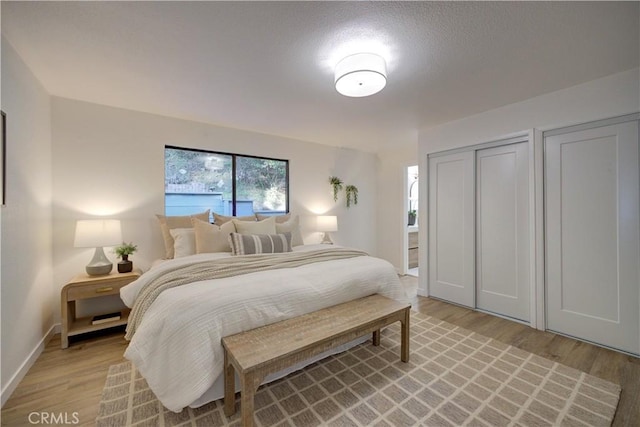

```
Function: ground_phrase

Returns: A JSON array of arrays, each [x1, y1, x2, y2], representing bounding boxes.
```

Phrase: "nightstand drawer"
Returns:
[[66, 278, 130, 300]]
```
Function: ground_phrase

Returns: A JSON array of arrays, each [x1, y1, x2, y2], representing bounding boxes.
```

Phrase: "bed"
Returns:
[[120, 244, 409, 412]]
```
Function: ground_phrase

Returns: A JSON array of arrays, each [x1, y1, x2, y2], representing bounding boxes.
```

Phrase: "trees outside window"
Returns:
[[165, 146, 289, 218]]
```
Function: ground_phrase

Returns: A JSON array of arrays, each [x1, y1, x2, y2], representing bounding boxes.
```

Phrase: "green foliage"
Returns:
[[345, 185, 358, 208], [329, 176, 343, 202], [236, 157, 287, 211], [408, 210, 416, 216], [114, 242, 137, 259], [165, 149, 233, 198]]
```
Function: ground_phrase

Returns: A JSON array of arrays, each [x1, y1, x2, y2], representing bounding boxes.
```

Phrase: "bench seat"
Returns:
[[221, 293, 411, 426]]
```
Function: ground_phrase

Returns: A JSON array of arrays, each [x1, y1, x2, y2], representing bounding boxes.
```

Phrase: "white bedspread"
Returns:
[[120, 245, 408, 412]]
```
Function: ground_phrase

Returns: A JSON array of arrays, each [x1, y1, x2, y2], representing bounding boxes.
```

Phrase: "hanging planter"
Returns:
[[329, 176, 343, 202], [345, 185, 358, 208], [408, 210, 416, 226]]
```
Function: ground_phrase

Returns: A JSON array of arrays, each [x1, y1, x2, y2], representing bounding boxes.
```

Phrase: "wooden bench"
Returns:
[[221, 294, 411, 426]]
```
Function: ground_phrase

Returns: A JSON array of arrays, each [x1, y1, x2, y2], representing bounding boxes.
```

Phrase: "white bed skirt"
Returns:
[[189, 335, 368, 408]]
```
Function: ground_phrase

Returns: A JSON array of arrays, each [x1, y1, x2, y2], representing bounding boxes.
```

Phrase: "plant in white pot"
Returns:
[[114, 242, 137, 273]]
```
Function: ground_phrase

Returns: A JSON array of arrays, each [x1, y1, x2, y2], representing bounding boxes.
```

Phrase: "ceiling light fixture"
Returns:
[[334, 53, 387, 97]]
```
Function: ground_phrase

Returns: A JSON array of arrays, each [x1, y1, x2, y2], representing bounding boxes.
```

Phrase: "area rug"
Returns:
[[96, 311, 620, 426]]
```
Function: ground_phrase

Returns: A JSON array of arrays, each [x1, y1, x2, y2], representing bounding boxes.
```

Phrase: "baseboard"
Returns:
[[1, 322, 60, 407], [417, 288, 429, 297]]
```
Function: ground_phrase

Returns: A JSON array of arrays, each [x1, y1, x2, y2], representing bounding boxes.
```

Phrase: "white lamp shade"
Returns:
[[317, 215, 338, 232], [74, 220, 122, 248], [335, 53, 387, 97]]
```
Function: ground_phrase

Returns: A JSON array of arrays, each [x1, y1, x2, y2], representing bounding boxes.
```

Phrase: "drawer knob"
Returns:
[[95, 286, 113, 293]]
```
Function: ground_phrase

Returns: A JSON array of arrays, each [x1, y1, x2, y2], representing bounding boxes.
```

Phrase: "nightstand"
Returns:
[[61, 269, 141, 348]]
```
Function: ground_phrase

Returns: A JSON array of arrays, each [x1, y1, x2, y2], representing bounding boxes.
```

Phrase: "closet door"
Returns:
[[546, 121, 640, 354], [428, 151, 475, 307], [476, 143, 530, 321]]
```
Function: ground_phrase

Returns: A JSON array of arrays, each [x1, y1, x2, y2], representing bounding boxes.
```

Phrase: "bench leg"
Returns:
[[224, 349, 236, 417], [372, 329, 380, 346], [400, 308, 410, 363], [240, 372, 264, 427]]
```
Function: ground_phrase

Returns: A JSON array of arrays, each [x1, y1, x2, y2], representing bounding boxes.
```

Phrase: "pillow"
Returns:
[[156, 210, 210, 259], [255, 213, 291, 223], [275, 215, 304, 247], [233, 216, 276, 235], [229, 232, 292, 255], [192, 218, 236, 253], [169, 228, 196, 258], [213, 212, 256, 225]]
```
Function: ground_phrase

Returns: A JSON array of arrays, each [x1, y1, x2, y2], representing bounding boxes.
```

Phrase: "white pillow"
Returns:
[[275, 215, 304, 247], [233, 216, 276, 235], [192, 218, 236, 253], [169, 228, 196, 258]]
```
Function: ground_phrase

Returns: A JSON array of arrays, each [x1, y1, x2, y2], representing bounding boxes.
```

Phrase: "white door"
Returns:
[[476, 143, 530, 321], [546, 121, 640, 354], [428, 151, 475, 307]]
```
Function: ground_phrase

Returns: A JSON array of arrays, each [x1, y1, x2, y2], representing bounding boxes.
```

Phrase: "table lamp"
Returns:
[[74, 219, 122, 276], [317, 215, 338, 244]]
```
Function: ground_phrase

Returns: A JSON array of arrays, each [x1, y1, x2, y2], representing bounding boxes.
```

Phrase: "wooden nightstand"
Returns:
[[61, 269, 141, 349]]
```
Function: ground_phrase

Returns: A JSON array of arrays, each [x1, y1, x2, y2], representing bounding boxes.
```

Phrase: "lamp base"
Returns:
[[85, 246, 113, 276], [86, 264, 113, 276], [321, 232, 334, 245]]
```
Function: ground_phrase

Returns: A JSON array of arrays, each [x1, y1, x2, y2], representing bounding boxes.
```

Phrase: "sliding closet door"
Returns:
[[546, 121, 640, 354], [428, 151, 475, 307], [476, 143, 530, 321]]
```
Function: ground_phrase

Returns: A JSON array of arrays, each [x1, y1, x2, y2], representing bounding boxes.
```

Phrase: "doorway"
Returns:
[[406, 165, 419, 277]]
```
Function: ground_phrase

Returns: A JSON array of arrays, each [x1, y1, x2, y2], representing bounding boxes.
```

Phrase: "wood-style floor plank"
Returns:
[[1, 330, 129, 426], [2, 278, 639, 425]]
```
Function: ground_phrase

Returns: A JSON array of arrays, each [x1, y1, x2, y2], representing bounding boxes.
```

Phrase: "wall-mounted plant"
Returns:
[[408, 210, 416, 226], [329, 176, 343, 202], [345, 185, 358, 208]]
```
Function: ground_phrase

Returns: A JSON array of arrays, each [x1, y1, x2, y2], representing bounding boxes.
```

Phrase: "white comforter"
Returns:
[[120, 245, 408, 412]]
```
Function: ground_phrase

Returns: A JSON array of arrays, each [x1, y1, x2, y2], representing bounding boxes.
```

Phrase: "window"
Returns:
[[165, 146, 289, 219]]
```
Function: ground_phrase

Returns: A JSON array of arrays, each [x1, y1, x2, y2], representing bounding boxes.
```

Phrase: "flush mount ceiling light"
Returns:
[[334, 53, 387, 97]]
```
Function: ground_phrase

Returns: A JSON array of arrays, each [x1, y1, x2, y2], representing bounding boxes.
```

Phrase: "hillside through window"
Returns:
[[165, 146, 289, 220]]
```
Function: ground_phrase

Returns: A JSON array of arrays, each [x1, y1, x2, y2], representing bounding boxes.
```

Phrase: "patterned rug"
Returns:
[[96, 311, 620, 426]]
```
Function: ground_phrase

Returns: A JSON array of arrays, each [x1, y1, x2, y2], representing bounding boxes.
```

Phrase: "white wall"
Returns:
[[417, 68, 640, 295], [1, 38, 54, 405], [420, 68, 640, 154], [51, 98, 378, 317], [376, 145, 417, 273]]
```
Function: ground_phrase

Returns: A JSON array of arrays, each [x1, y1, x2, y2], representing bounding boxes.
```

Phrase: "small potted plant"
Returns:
[[408, 210, 417, 226], [114, 242, 137, 273]]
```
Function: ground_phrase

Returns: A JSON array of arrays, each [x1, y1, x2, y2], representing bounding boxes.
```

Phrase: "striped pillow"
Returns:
[[228, 232, 292, 255]]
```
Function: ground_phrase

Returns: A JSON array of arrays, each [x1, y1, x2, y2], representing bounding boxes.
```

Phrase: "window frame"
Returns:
[[165, 145, 290, 216]]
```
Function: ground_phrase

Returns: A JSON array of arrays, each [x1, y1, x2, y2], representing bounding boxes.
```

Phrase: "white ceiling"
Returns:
[[2, 1, 638, 152]]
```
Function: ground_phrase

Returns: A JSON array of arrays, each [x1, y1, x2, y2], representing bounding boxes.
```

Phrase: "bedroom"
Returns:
[[1, 1, 639, 426]]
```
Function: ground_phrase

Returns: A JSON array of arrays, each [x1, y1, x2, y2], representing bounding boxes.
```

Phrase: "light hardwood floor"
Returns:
[[2, 276, 639, 426]]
